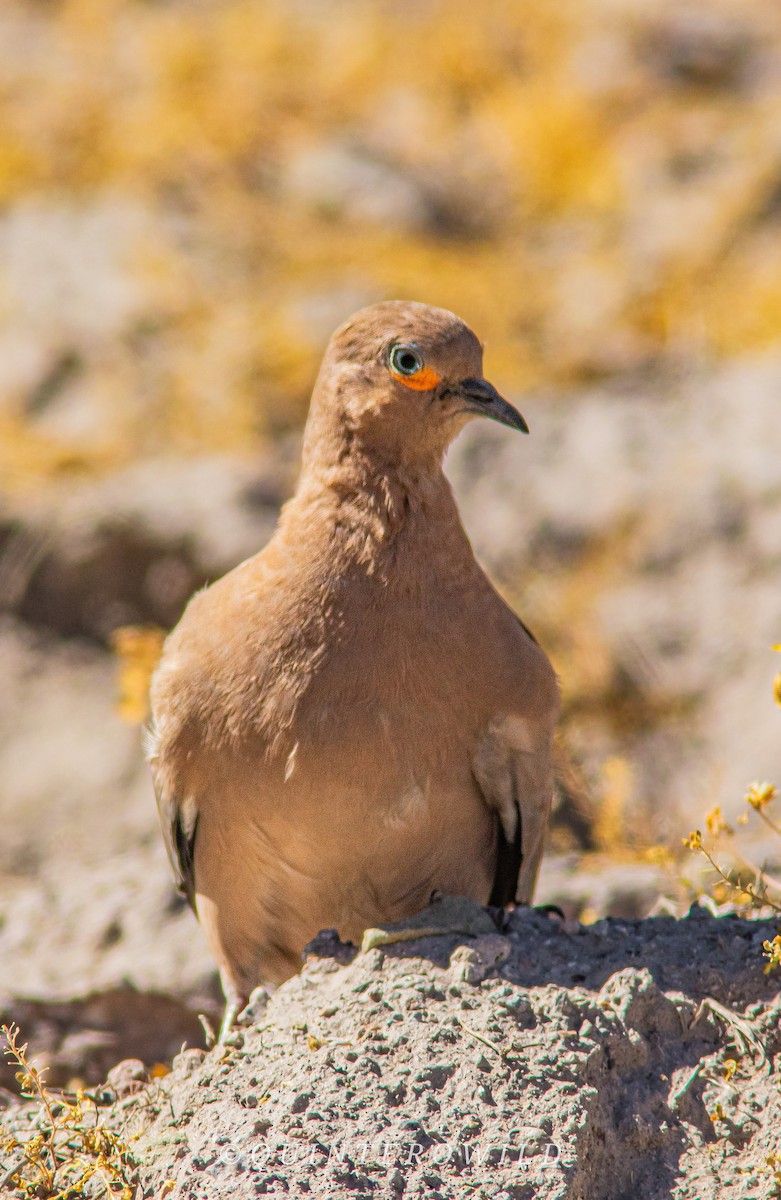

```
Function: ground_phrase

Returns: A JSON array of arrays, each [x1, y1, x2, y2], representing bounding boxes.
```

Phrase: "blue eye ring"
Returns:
[[389, 344, 423, 376]]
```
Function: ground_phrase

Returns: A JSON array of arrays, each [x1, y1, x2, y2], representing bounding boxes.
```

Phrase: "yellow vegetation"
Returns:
[[3, 0, 781, 488], [684, 648, 781, 932], [0, 1023, 137, 1198]]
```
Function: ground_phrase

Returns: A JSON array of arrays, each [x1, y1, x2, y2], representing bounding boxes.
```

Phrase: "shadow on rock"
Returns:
[[1, 988, 209, 1091]]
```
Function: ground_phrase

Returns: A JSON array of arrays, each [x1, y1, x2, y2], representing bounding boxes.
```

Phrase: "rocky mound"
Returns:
[[6, 899, 777, 1200]]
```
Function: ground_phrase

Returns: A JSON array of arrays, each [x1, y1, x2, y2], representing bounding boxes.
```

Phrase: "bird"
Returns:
[[148, 300, 560, 1037]]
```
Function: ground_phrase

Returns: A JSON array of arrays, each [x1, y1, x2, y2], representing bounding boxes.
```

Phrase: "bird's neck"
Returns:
[[283, 439, 471, 572]]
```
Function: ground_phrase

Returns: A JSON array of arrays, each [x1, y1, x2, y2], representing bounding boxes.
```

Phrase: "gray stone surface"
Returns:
[[83, 900, 781, 1198]]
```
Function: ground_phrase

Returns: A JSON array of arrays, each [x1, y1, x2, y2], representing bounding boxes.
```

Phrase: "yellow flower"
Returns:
[[722, 1058, 738, 1082], [745, 782, 777, 811], [762, 935, 781, 974], [705, 807, 732, 838]]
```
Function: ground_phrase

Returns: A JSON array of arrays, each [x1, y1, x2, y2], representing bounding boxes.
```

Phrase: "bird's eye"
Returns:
[[389, 344, 423, 376]]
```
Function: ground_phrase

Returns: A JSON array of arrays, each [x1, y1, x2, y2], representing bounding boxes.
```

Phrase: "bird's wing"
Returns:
[[473, 713, 555, 908], [145, 724, 198, 911]]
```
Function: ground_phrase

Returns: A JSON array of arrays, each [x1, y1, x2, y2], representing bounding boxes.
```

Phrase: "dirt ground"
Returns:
[[4, 897, 779, 1199]]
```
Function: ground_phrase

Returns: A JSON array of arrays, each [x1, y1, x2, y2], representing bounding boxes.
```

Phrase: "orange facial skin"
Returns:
[[391, 365, 442, 391]]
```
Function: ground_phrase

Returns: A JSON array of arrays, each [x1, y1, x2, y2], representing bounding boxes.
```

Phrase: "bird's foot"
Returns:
[[360, 894, 499, 953], [218, 999, 244, 1044]]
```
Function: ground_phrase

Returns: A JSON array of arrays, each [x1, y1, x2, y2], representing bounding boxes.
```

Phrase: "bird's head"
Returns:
[[303, 301, 527, 472]]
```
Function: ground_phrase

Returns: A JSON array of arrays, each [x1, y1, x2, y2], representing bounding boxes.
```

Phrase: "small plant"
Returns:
[[765, 1152, 781, 1196], [684, 646, 781, 963], [0, 1024, 137, 1199]]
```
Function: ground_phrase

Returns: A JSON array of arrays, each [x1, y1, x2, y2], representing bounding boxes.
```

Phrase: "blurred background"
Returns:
[[1, 0, 780, 1079]]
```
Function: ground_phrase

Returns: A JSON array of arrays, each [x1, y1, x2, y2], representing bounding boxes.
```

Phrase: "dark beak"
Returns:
[[458, 377, 529, 434]]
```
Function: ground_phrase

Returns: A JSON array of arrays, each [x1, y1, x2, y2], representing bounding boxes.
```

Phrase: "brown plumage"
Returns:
[[148, 300, 559, 1032]]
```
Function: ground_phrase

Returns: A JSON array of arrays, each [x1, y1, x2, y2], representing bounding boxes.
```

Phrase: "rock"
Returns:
[[18, 905, 769, 1200], [448, 935, 512, 985], [0, 454, 289, 642], [0, 990, 206, 1091], [640, 10, 754, 89], [302, 928, 358, 966], [537, 855, 670, 921], [238, 987, 272, 1026], [279, 140, 431, 232], [106, 1058, 148, 1098], [172, 1048, 207, 1078]]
